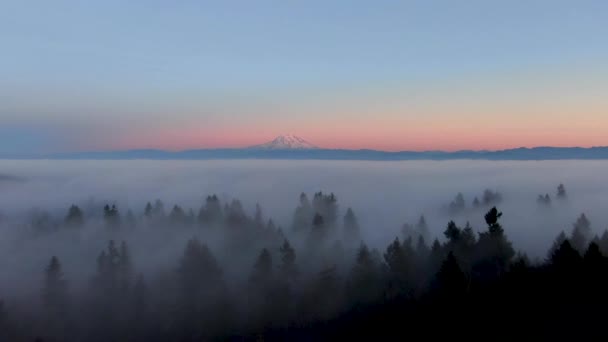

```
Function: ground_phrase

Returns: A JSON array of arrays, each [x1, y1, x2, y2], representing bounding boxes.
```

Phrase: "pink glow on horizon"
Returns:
[[91, 119, 608, 152]]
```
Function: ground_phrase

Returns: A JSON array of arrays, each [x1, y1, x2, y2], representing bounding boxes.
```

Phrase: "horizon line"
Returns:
[[3, 144, 608, 160]]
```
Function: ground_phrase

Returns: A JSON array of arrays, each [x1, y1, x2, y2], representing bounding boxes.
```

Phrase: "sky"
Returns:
[[1, 0, 607, 154]]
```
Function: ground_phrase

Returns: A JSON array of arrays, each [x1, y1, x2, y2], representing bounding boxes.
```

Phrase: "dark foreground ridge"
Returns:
[[9, 145, 608, 160]]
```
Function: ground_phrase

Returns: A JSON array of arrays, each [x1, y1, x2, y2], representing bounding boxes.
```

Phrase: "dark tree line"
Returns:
[[3, 188, 608, 340]]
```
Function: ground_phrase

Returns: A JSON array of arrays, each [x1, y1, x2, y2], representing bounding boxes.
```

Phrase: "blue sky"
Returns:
[[1, 1, 607, 154]]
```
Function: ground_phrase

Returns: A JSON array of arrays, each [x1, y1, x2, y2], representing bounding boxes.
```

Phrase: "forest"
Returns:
[[1, 184, 608, 341]]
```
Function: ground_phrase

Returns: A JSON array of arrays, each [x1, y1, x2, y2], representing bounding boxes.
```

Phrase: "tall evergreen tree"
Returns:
[[599, 230, 608, 256], [293, 193, 313, 233], [144, 202, 153, 218], [343, 207, 361, 243], [279, 239, 298, 281], [177, 238, 223, 311], [384, 238, 411, 293], [348, 243, 382, 305], [65, 205, 84, 227], [436, 251, 467, 298], [96, 240, 121, 293], [131, 274, 147, 321], [153, 199, 165, 217], [472, 197, 480, 208], [482, 189, 503, 206], [444, 221, 461, 243], [449, 193, 466, 214], [312, 192, 338, 227], [429, 238, 444, 273], [199, 194, 223, 225], [475, 207, 514, 277], [169, 205, 187, 223], [103, 204, 121, 228], [416, 215, 430, 242], [310, 213, 326, 242], [557, 183, 567, 199], [43, 256, 68, 313], [550, 239, 581, 272], [416, 235, 430, 260], [119, 241, 133, 292], [254, 203, 264, 229], [571, 213, 591, 254], [250, 248, 273, 285], [548, 231, 567, 260]]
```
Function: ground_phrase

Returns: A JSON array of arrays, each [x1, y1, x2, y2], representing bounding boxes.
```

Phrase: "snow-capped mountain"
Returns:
[[249, 134, 319, 150]]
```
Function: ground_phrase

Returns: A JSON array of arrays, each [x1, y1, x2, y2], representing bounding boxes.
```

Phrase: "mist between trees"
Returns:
[[2, 181, 608, 340]]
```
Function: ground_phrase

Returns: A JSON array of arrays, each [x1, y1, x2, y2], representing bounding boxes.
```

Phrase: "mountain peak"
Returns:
[[249, 134, 319, 150]]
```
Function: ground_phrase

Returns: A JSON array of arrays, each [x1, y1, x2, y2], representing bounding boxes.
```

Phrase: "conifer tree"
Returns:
[[343, 207, 361, 243], [557, 183, 567, 199], [43, 256, 67, 313], [571, 213, 591, 254], [384, 238, 411, 292], [436, 251, 467, 298], [348, 243, 381, 304], [144, 202, 153, 218], [550, 239, 581, 272], [119, 241, 133, 292], [292, 193, 312, 233], [279, 239, 298, 281], [65, 205, 84, 227], [254, 203, 264, 229], [250, 248, 273, 285], [475, 207, 514, 277]]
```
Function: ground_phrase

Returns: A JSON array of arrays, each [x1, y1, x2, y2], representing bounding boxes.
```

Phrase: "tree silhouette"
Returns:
[[348, 243, 382, 305], [416, 236, 430, 261], [118, 241, 133, 292], [132, 274, 147, 318], [550, 239, 579, 267], [599, 230, 608, 256], [476, 207, 514, 277], [557, 183, 567, 199], [292, 193, 313, 233], [444, 221, 461, 243], [343, 208, 361, 243], [537, 194, 551, 206], [153, 199, 165, 217], [429, 239, 444, 274], [416, 215, 430, 242], [310, 213, 326, 242], [176, 238, 224, 338], [583, 242, 605, 269], [571, 213, 591, 254], [436, 251, 467, 298], [449, 193, 466, 215], [199, 194, 223, 225], [169, 205, 187, 224], [548, 231, 567, 260], [472, 197, 480, 208], [43, 256, 67, 313], [254, 203, 264, 229], [103, 204, 121, 228], [250, 248, 273, 285], [178, 238, 222, 294], [384, 238, 411, 294], [279, 239, 298, 281], [144, 202, 153, 218], [482, 189, 503, 206], [65, 205, 84, 227]]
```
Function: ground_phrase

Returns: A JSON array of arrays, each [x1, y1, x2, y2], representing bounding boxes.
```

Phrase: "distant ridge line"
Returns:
[[6, 146, 608, 160]]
